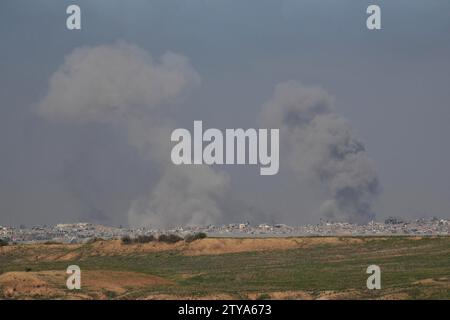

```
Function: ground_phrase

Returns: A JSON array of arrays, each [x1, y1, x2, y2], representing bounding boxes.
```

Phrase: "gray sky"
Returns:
[[1, 0, 450, 227]]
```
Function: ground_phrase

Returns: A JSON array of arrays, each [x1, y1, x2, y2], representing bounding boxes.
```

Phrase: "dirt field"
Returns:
[[0, 236, 370, 262], [0, 236, 449, 300]]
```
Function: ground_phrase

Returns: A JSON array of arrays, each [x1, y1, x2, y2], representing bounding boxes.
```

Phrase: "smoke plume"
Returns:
[[37, 42, 230, 228], [37, 43, 380, 226], [128, 165, 230, 228], [260, 81, 380, 223]]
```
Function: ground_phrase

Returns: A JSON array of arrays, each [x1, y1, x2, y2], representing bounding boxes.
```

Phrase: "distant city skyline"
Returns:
[[2, 217, 449, 245]]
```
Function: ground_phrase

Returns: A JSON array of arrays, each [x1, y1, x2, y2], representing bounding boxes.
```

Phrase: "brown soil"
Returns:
[[0, 271, 66, 299], [144, 293, 236, 300], [183, 237, 364, 256], [2, 237, 368, 262], [0, 270, 171, 299], [316, 289, 364, 300], [413, 277, 450, 287], [247, 291, 314, 300]]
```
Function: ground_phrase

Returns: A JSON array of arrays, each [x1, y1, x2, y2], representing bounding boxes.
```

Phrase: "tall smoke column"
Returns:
[[37, 42, 230, 229], [260, 81, 380, 223]]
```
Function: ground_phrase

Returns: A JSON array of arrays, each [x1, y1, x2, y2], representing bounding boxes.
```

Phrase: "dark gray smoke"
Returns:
[[260, 81, 380, 223]]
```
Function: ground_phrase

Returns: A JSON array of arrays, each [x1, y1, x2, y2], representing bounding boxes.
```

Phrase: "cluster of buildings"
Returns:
[[201, 218, 450, 237], [0, 223, 127, 244], [1, 217, 449, 244]]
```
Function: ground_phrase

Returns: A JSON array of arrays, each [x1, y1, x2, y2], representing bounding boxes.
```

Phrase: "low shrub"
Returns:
[[184, 232, 207, 243], [135, 235, 155, 244], [158, 234, 183, 244], [121, 235, 156, 244], [121, 235, 132, 245], [0, 239, 8, 247]]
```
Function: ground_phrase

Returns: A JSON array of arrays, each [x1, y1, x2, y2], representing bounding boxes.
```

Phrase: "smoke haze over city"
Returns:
[[1, 1, 450, 227]]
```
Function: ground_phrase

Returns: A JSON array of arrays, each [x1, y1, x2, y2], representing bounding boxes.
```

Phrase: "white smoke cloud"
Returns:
[[37, 42, 230, 229], [260, 81, 380, 223], [37, 42, 200, 123]]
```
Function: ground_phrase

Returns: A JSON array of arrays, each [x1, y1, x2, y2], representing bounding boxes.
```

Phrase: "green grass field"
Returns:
[[0, 236, 449, 299]]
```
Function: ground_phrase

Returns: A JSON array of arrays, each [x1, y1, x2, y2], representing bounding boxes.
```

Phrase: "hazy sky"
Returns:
[[1, 0, 450, 227]]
